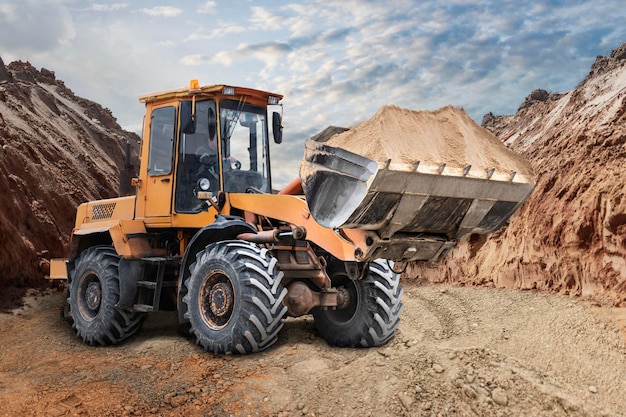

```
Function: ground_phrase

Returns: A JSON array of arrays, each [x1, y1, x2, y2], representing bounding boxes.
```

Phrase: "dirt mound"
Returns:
[[411, 43, 626, 305], [0, 57, 139, 305]]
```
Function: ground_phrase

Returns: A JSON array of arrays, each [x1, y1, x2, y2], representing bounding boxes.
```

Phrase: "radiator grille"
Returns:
[[92, 202, 116, 220]]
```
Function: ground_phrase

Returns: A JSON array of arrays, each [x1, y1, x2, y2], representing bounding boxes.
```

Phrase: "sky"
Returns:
[[1, 0, 625, 187]]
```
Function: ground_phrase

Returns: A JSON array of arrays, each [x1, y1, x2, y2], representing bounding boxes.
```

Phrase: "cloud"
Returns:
[[209, 51, 234, 66], [197, 1, 217, 14], [138, 6, 182, 17], [88, 3, 129, 12], [0, 4, 17, 19], [193, 0, 626, 155], [181, 54, 209, 66], [208, 41, 292, 69], [249, 6, 283, 30], [184, 23, 246, 42], [0, 2, 76, 52]]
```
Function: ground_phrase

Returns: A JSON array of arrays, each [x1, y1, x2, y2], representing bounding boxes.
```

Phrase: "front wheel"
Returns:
[[313, 259, 403, 347], [183, 241, 288, 354], [68, 246, 144, 345]]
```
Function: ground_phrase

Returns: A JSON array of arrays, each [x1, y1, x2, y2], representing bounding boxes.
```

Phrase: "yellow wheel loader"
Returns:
[[49, 81, 534, 354]]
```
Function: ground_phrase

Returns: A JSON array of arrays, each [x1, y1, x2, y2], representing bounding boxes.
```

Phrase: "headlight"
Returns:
[[198, 177, 211, 191]]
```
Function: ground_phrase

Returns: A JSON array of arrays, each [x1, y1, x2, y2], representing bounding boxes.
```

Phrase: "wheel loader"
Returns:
[[49, 80, 535, 354]]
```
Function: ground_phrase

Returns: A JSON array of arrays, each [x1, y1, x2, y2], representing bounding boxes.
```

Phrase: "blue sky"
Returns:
[[1, 0, 625, 186]]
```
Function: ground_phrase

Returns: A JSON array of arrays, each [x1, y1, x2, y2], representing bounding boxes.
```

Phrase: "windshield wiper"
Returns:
[[222, 96, 246, 141]]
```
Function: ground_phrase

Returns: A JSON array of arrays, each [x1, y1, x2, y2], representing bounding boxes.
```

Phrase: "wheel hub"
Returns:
[[209, 282, 232, 317], [85, 282, 102, 311], [200, 272, 235, 329], [336, 286, 351, 309]]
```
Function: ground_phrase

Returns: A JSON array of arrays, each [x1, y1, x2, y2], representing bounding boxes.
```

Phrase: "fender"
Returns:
[[177, 214, 257, 323], [67, 219, 153, 262]]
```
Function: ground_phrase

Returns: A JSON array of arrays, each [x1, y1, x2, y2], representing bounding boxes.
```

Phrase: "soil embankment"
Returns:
[[410, 44, 626, 306], [0, 57, 139, 306]]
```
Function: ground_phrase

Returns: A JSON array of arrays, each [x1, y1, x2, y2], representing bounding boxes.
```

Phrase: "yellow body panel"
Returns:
[[71, 218, 155, 260], [75, 196, 136, 229], [134, 99, 175, 220], [228, 193, 369, 261], [170, 209, 219, 228], [49, 258, 68, 279], [108, 220, 153, 258]]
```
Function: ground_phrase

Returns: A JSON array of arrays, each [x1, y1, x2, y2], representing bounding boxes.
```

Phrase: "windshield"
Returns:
[[220, 100, 271, 193]]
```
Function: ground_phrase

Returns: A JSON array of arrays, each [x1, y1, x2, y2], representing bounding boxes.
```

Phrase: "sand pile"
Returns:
[[324, 104, 534, 182]]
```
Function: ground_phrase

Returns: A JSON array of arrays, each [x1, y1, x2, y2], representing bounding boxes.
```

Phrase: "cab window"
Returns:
[[148, 106, 176, 176]]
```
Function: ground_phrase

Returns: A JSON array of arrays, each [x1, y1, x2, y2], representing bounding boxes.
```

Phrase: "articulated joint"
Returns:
[[283, 281, 346, 316]]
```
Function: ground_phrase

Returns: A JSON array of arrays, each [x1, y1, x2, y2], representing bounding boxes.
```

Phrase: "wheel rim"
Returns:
[[325, 275, 358, 324], [77, 272, 101, 322], [199, 270, 235, 329]]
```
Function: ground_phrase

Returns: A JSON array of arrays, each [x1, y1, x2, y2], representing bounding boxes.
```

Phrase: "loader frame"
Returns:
[[50, 81, 404, 354]]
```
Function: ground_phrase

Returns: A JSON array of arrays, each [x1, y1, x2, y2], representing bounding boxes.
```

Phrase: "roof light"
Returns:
[[223, 86, 235, 95], [268, 96, 280, 105], [189, 79, 200, 92]]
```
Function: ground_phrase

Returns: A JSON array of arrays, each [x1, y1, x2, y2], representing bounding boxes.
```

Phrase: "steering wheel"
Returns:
[[195, 146, 216, 166]]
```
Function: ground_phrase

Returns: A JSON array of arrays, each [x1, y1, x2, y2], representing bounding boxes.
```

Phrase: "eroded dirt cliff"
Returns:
[[410, 44, 626, 305], [0, 57, 139, 300]]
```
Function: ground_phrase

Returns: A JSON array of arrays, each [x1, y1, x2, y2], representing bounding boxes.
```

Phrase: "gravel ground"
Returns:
[[1, 283, 625, 417]]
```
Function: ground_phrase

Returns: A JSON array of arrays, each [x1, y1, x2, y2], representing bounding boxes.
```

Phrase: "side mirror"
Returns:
[[272, 111, 283, 144], [181, 100, 196, 134]]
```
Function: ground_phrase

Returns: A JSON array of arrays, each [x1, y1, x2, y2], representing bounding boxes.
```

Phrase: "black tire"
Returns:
[[68, 246, 144, 345], [183, 241, 287, 354], [313, 259, 403, 347]]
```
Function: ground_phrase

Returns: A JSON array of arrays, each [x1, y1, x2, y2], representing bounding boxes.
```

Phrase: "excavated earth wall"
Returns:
[[0, 57, 139, 304], [409, 44, 626, 305]]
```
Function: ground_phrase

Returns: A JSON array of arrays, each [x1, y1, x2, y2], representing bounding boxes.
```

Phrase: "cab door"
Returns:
[[143, 105, 176, 218]]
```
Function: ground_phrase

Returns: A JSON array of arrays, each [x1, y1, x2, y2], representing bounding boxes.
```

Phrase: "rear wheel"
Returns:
[[313, 259, 403, 347], [183, 241, 288, 354], [68, 246, 144, 345]]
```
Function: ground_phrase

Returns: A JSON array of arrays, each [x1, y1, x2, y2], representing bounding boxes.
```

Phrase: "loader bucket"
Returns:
[[299, 105, 535, 262]]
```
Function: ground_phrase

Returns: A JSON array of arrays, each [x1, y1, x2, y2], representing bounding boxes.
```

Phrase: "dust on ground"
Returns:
[[1, 282, 625, 417]]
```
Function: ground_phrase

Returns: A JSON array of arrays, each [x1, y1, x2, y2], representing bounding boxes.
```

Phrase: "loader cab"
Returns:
[[137, 83, 283, 221]]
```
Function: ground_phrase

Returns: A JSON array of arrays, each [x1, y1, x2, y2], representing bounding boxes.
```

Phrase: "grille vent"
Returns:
[[92, 202, 116, 220]]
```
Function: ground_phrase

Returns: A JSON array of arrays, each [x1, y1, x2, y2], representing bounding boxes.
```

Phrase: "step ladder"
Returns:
[[133, 257, 179, 312]]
